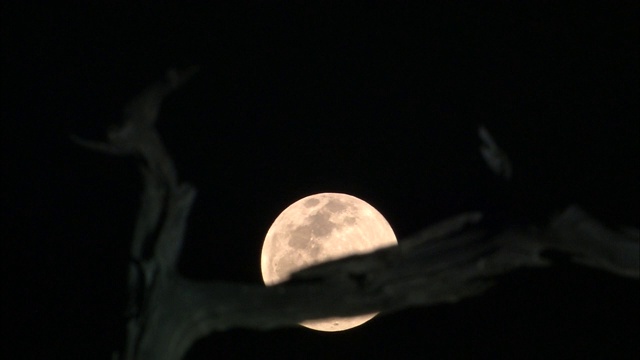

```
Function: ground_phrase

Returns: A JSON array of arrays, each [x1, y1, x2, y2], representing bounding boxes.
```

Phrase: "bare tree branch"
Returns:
[[478, 124, 512, 180], [75, 70, 639, 360]]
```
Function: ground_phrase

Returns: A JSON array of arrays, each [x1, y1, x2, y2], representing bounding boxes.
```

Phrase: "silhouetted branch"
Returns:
[[76, 70, 639, 360]]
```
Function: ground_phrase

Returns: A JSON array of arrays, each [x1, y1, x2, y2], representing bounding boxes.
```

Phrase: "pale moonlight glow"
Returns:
[[261, 192, 398, 331]]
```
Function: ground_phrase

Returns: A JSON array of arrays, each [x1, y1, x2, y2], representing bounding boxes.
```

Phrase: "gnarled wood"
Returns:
[[76, 70, 639, 360]]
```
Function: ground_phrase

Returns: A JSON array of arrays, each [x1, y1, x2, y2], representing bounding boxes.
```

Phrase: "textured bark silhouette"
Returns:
[[74, 69, 639, 360]]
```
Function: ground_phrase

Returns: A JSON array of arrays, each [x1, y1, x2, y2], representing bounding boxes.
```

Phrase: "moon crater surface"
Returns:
[[261, 193, 398, 331]]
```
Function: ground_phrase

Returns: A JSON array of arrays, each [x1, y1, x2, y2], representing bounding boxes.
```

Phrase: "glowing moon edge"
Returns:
[[260, 192, 398, 331]]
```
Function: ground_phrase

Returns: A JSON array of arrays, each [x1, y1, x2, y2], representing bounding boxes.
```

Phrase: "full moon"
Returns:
[[261, 192, 398, 331]]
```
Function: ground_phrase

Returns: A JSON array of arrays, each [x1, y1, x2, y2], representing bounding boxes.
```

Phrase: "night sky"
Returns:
[[3, 2, 639, 359]]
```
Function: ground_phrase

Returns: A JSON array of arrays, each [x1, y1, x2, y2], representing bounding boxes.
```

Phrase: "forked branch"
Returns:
[[76, 69, 638, 360]]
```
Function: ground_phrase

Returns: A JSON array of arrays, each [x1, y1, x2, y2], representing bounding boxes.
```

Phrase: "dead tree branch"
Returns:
[[75, 70, 639, 360]]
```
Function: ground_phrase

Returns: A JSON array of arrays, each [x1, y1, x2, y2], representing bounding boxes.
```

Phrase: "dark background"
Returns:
[[2, 1, 638, 359]]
